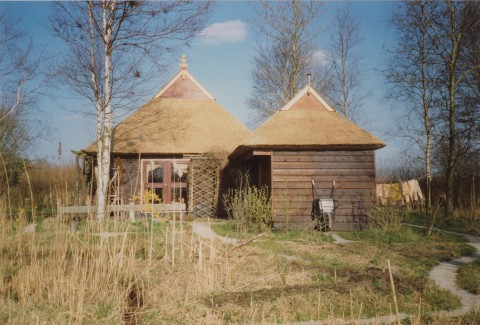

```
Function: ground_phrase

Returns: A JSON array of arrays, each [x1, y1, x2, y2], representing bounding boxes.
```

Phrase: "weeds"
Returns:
[[223, 172, 273, 233], [456, 260, 480, 294], [362, 201, 407, 231]]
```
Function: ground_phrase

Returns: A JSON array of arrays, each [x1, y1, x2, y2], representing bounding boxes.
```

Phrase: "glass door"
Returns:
[[143, 159, 189, 204], [144, 161, 166, 203], [171, 161, 189, 204]]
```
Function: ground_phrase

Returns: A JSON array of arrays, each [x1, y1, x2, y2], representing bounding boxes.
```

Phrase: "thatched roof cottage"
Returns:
[[81, 57, 250, 217], [78, 58, 385, 229], [230, 83, 385, 230]]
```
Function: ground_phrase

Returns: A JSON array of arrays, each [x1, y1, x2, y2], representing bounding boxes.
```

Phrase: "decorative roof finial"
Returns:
[[180, 54, 188, 80], [307, 73, 312, 95]]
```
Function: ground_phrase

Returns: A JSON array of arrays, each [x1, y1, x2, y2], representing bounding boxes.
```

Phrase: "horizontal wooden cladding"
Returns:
[[273, 214, 355, 225], [274, 172, 375, 182], [274, 207, 361, 217], [273, 150, 374, 157], [274, 188, 372, 198], [269, 150, 374, 229], [273, 161, 373, 170], [274, 201, 366, 211], [273, 169, 374, 178], [273, 181, 373, 190], [272, 154, 374, 163]]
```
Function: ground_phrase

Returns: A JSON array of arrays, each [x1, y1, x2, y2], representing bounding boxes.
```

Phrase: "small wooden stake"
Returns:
[[388, 259, 401, 325]]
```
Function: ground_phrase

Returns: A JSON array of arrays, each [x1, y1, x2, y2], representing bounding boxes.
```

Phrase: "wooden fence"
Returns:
[[58, 203, 186, 221]]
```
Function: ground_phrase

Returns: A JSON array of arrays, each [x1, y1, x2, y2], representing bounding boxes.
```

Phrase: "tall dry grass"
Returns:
[[1, 202, 476, 324], [0, 206, 258, 324]]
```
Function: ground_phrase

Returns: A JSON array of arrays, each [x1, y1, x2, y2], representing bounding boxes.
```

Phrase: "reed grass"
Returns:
[[0, 203, 475, 324]]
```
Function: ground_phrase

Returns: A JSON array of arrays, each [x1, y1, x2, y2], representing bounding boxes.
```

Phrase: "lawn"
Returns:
[[457, 260, 480, 294]]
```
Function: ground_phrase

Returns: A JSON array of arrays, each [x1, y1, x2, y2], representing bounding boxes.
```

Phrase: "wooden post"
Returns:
[[75, 155, 80, 205], [472, 175, 476, 222], [188, 160, 194, 216], [129, 201, 135, 222], [388, 260, 401, 325]]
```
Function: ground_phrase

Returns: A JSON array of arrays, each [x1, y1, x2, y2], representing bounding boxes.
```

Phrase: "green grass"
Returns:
[[211, 220, 333, 243], [457, 260, 480, 294], [210, 220, 250, 239], [404, 209, 480, 236], [339, 225, 468, 245], [338, 226, 475, 279]]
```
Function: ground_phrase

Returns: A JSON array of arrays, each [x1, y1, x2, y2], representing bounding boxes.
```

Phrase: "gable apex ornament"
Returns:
[[180, 54, 188, 80]]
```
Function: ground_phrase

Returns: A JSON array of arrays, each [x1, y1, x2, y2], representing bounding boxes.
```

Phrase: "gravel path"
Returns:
[[330, 232, 353, 244], [428, 234, 480, 316], [191, 221, 238, 245], [402, 224, 480, 315]]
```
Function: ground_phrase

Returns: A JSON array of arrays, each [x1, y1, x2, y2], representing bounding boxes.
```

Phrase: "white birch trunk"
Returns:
[[96, 0, 115, 220]]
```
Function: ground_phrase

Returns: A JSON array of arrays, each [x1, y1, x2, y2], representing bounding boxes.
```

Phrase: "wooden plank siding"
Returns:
[[271, 150, 376, 230]]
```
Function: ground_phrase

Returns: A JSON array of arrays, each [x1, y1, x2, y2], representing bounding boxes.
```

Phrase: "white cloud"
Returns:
[[199, 20, 247, 45], [312, 50, 330, 66]]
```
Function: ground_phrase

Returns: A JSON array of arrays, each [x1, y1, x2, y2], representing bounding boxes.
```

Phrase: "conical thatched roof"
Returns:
[[230, 86, 385, 158], [84, 98, 249, 154], [83, 58, 250, 155]]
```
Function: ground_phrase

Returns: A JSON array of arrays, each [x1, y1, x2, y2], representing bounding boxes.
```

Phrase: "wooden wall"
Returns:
[[271, 150, 376, 230], [114, 155, 142, 203]]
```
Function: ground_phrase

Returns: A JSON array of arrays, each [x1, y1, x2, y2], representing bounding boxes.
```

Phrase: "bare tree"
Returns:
[[51, 1, 212, 219], [0, 13, 45, 216], [247, 0, 327, 125], [327, 2, 366, 122], [423, 0, 480, 218], [387, 0, 480, 218], [385, 1, 439, 218], [0, 14, 42, 158]]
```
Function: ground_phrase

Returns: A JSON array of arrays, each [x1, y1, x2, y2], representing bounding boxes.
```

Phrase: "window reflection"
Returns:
[[171, 162, 188, 183], [147, 163, 164, 183], [171, 188, 188, 203]]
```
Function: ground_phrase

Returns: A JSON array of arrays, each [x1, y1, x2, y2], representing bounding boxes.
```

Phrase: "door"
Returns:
[[143, 159, 189, 204]]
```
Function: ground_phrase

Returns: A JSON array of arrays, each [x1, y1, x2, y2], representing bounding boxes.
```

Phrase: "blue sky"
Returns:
[[1, 1, 403, 166]]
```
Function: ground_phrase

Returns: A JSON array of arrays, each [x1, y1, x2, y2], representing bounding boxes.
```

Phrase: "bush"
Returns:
[[223, 173, 273, 233], [363, 201, 407, 231]]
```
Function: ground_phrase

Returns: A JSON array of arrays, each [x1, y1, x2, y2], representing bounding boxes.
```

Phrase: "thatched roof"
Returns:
[[83, 58, 250, 155], [230, 86, 385, 158], [83, 98, 250, 155]]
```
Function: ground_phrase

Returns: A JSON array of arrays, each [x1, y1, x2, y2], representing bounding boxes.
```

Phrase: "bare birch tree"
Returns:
[[247, 0, 328, 125], [424, 0, 480, 218], [327, 2, 366, 122], [385, 0, 438, 218], [387, 0, 480, 218], [51, 1, 212, 219]]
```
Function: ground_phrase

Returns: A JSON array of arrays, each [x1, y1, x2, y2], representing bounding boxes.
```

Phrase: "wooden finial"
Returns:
[[180, 54, 188, 80], [307, 73, 312, 95]]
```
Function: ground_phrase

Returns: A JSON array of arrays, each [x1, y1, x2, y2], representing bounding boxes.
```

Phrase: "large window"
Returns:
[[143, 159, 189, 204]]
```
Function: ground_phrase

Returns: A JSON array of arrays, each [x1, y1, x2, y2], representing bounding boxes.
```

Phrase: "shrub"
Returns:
[[223, 173, 273, 233], [362, 201, 407, 231]]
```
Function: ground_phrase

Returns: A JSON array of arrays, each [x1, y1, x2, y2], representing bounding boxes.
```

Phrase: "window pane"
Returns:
[[147, 163, 164, 183], [171, 188, 188, 204], [171, 162, 188, 183], [153, 188, 163, 202]]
